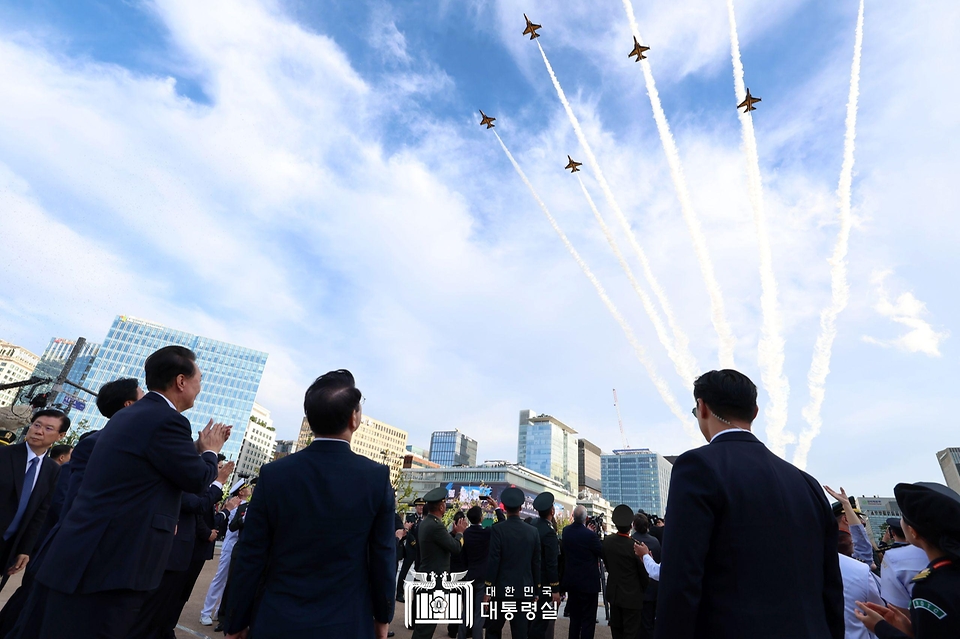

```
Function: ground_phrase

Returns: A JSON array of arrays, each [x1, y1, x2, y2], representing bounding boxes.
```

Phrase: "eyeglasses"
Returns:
[[691, 400, 699, 418], [30, 423, 60, 434]]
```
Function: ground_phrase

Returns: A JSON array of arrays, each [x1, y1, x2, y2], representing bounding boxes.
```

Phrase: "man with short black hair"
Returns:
[[47, 446, 71, 466], [632, 513, 661, 639], [458, 497, 504, 639], [0, 409, 67, 592], [654, 369, 843, 639], [528, 492, 560, 639], [224, 369, 397, 639], [37, 346, 229, 639]]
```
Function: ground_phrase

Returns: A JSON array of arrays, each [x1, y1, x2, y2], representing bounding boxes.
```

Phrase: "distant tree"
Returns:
[[55, 417, 91, 448]]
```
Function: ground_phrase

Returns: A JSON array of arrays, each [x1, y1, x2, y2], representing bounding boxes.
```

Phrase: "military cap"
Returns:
[[0, 430, 16, 446], [831, 498, 862, 518], [500, 487, 525, 509], [895, 482, 960, 540], [423, 487, 448, 503], [533, 492, 555, 512], [230, 478, 248, 495], [413, 497, 426, 506], [886, 517, 904, 532], [612, 504, 634, 528]]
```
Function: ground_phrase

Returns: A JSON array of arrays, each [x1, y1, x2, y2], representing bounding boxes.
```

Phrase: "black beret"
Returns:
[[612, 504, 634, 528], [533, 492, 555, 512], [501, 487, 525, 509], [895, 482, 960, 541], [423, 487, 448, 503]]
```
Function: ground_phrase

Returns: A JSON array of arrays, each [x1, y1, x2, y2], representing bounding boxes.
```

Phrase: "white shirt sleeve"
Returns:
[[642, 554, 661, 581]]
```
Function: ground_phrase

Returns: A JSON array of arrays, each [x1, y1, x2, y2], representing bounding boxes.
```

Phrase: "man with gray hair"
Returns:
[[560, 506, 602, 639]]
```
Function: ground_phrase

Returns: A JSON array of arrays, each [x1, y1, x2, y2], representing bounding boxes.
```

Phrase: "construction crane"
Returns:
[[612, 389, 629, 449]]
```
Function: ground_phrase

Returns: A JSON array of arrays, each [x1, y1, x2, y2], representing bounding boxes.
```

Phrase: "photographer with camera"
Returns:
[[560, 505, 602, 639]]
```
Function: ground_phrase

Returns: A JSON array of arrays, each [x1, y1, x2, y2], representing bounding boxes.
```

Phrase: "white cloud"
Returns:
[[863, 271, 948, 357]]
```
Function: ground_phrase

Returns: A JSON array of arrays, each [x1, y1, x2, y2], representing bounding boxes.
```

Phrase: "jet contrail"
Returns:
[[536, 41, 700, 387], [725, 0, 792, 457], [577, 174, 701, 386], [794, 0, 865, 470], [620, 0, 737, 370], [494, 130, 700, 441]]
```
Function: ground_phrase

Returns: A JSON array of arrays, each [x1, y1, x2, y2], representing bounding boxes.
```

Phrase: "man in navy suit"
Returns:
[[458, 498, 504, 639], [224, 369, 395, 639], [36, 346, 231, 639], [561, 506, 603, 639], [0, 409, 67, 589], [653, 369, 843, 639]]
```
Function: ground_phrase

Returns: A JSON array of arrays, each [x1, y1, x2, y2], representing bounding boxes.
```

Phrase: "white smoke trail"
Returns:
[[794, 0, 865, 470], [620, 0, 737, 370], [577, 175, 701, 386], [725, 0, 792, 457], [494, 131, 700, 441], [536, 41, 700, 386]]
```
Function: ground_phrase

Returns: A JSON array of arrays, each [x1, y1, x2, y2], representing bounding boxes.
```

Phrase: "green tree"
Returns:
[[55, 417, 91, 448]]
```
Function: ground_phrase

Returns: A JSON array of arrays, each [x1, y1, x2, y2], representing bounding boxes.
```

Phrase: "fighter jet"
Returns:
[[628, 36, 650, 62], [522, 14, 542, 40], [479, 110, 496, 129], [565, 155, 582, 173], [737, 88, 761, 113]]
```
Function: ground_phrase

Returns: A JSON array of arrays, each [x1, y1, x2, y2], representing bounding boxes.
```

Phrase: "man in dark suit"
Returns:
[[457, 498, 504, 639], [602, 505, 648, 639], [224, 370, 396, 639], [37, 346, 230, 639], [482, 487, 540, 639], [0, 409, 67, 591], [631, 513, 661, 639], [0, 378, 142, 639], [529, 492, 560, 639], [128, 461, 235, 639], [561, 505, 603, 639], [654, 369, 843, 639], [410, 487, 469, 639]]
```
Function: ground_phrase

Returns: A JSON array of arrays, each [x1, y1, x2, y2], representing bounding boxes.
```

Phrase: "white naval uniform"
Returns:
[[201, 503, 244, 618], [879, 543, 929, 609], [839, 552, 883, 639]]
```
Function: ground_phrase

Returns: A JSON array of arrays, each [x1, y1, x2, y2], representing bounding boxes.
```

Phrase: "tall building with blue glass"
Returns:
[[81, 316, 268, 461], [517, 410, 579, 493], [30, 337, 101, 408], [601, 449, 672, 516], [428, 430, 478, 467]]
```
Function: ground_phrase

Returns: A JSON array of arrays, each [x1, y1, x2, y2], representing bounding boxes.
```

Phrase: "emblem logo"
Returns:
[[404, 571, 474, 627]]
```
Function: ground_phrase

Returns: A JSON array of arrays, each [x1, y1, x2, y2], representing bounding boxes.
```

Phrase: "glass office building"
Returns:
[[29, 338, 101, 408], [517, 410, 579, 493], [601, 449, 672, 516], [428, 430, 478, 467], [81, 316, 268, 460]]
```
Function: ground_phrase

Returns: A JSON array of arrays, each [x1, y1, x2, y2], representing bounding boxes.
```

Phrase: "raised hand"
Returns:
[[217, 461, 236, 484], [823, 485, 849, 504], [198, 420, 232, 454]]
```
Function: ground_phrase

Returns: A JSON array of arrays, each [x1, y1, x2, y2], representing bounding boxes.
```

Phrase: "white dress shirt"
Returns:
[[880, 544, 929, 608], [710, 427, 747, 443], [642, 554, 661, 581], [839, 552, 883, 639]]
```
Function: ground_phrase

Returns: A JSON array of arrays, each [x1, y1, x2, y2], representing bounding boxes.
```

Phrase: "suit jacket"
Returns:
[[561, 522, 602, 594], [484, 516, 541, 595], [531, 517, 560, 595], [0, 443, 60, 568], [654, 430, 844, 639], [168, 482, 222, 571], [36, 392, 218, 595], [461, 512, 506, 586], [417, 513, 463, 577], [193, 490, 227, 562], [602, 534, 648, 610], [632, 530, 661, 601], [225, 439, 395, 639]]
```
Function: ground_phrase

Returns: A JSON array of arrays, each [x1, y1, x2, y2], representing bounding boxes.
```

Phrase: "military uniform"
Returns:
[[411, 489, 465, 639], [872, 482, 960, 639], [602, 505, 649, 639], [529, 492, 560, 639], [484, 487, 541, 639], [397, 500, 425, 601]]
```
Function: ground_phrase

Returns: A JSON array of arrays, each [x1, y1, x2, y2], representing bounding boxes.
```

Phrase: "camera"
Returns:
[[586, 513, 605, 535]]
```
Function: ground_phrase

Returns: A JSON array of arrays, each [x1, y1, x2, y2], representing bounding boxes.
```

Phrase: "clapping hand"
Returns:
[[453, 517, 469, 534], [855, 601, 913, 637], [217, 461, 236, 484], [224, 496, 241, 511], [197, 419, 232, 455]]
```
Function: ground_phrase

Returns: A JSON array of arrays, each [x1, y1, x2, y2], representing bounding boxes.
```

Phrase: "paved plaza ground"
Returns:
[[0, 550, 613, 638]]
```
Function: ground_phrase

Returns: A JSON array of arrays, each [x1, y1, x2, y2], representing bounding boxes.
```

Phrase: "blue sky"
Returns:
[[0, 0, 957, 496]]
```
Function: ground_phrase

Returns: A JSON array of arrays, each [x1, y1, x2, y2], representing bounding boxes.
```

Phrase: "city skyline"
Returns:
[[0, 0, 955, 497]]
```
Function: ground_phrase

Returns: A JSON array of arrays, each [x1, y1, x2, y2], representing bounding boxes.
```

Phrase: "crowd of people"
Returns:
[[0, 350, 956, 639]]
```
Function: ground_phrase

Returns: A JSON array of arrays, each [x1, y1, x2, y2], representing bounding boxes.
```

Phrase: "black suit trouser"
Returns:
[[127, 568, 186, 639], [609, 605, 641, 639], [565, 591, 597, 639], [0, 570, 32, 637], [397, 550, 416, 598], [637, 599, 656, 639], [39, 588, 148, 639], [484, 600, 531, 639]]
